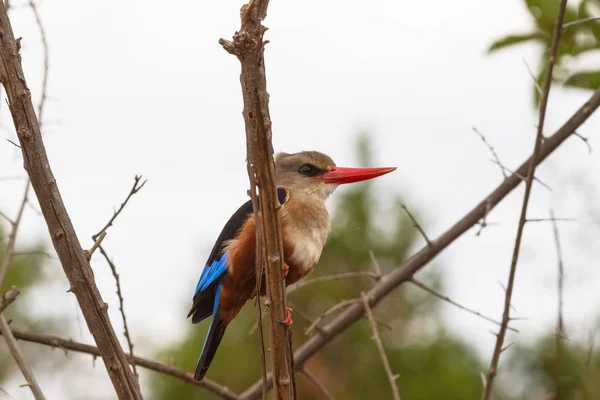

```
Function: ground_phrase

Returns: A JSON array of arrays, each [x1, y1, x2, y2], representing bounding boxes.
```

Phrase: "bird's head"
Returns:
[[275, 151, 396, 199]]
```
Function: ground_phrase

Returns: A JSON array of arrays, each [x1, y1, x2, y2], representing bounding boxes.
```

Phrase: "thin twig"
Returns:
[[526, 217, 574, 223], [563, 16, 600, 28], [482, 3, 569, 399], [286, 272, 379, 295], [368, 250, 383, 279], [490, 159, 552, 190], [92, 175, 146, 241], [299, 367, 336, 400], [523, 59, 544, 97], [0, 294, 45, 400], [1, 328, 240, 400], [400, 204, 432, 247], [97, 245, 138, 378], [550, 209, 565, 399], [28, 0, 48, 124], [0, 286, 19, 316], [361, 292, 400, 400], [0, 182, 28, 289], [305, 300, 357, 336], [473, 127, 507, 179], [0, 316, 46, 400], [573, 132, 592, 153], [84, 231, 106, 260], [410, 279, 518, 333]]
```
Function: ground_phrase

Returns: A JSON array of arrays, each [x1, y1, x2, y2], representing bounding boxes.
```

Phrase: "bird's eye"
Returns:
[[298, 163, 320, 177]]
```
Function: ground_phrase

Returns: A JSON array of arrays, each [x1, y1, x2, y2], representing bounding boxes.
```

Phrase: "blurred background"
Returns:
[[1, 0, 600, 398]]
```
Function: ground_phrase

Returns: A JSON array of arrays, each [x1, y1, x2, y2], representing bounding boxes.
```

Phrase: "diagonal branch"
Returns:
[[0, 290, 45, 400], [220, 1, 295, 399], [240, 67, 600, 400], [482, 2, 569, 398], [0, 328, 240, 400], [0, 3, 143, 398]]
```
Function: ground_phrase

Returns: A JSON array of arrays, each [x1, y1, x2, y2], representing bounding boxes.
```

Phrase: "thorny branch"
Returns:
[[241, 51, 600, 400], [220, 1, 296, 399], [361, 292, 400, 400], [0, 2, 143, 397], [0, 327, 240, 400], [400, 204, 432, 247], [409, 279, 518, 333], [473, 127, 508, 179], [91, 175, 147, 379], [482, 2, 569, 398], [550, 209, 565, 398]]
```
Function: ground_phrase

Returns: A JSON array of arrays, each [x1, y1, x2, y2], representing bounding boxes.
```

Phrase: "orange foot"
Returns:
[[277, 306, 293, 326], [282, 263, 290, 278]]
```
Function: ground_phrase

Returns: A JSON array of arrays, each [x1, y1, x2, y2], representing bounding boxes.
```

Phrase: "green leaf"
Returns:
[[525, 0, 578, 31], [487, 32, 547, 53], [564, 70, 600, 89]]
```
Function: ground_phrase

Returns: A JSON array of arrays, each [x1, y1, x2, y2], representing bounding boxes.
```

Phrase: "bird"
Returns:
[[188, 150, 396, 381]]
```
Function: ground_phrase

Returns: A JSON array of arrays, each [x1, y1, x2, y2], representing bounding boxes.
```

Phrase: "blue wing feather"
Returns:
[[195, 253, 229, 295]]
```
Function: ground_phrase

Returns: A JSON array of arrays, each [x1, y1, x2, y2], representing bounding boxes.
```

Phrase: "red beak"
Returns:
[[319, 167, 397, 185]]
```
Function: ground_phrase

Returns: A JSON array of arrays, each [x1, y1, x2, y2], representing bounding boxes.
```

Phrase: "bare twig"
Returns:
[[563, 16, 600, 28], [220, 1, 295, 399], [0, 286, 19, 316], [490, 159, 552, 190], [523, 59, 544, 97], [410, 279, 518, 333], [84, 231, 106, 260], [0, 3, 143, 396], [90, 176, 146, 379], [368, 250, 383, 279], [573, 132, 592, 153], [526, 217, 574, 223], [482, 3, 569, 399], [305, 299, 357, 336], [550, 209, 565, 398], [0, 328, 240, 400], [299, 367, 336, 400], [98, 245, 138, 378], [287, 272, 379, 295], [28, 0, 48, 124], [400, 204, 432, 247], [241, 28, 600, 400], [92, 175, 146, 241], [473, 127, 507, 179], [0, 182, 28, 288], [0, 316, 46, 400], [361, 292, 400, 400]]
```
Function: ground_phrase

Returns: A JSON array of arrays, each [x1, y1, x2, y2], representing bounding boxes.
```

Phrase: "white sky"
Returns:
[[1, 0, 600, 398]]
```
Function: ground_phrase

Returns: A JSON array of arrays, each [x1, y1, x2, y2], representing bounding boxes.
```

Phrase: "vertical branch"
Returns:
[[481, 2, 569, 398], [550, 209, 565, 398], [219, 1, 296, 399], [0, 3, 143, 398]]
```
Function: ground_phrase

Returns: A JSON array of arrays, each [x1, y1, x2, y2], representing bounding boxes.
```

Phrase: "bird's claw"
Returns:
[[282, 263, 290, 279], [277, 306, 293, 326]]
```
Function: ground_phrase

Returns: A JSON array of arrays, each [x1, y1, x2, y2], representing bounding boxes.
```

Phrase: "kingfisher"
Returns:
[[188, 151, 396, 381]]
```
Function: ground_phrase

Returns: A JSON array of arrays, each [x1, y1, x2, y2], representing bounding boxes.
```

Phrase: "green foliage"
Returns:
[[489, 0, 600, 106], [0, 225, 55, 383], [564, 70, 600, 89], [507, 335, 600, 399], [149, 135, 486, 399]]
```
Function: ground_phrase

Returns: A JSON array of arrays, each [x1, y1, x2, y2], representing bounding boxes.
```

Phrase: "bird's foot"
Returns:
[[277, 306, 293, 326], [282, 263, 290, 278]]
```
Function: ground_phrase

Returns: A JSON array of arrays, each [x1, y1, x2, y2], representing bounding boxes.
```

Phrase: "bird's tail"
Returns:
[[195, 284, 227, 381]]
